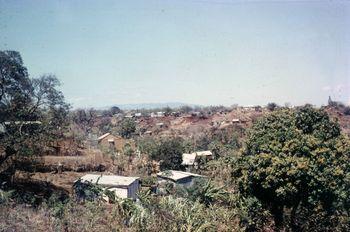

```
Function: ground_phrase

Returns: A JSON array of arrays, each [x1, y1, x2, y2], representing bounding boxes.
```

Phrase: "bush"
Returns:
[[185, 179, 228, 206], [73, 179, 104, 202], [0, 189, 13, 204]]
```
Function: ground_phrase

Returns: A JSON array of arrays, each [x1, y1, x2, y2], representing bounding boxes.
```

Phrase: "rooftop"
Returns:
[[157, 170, 203, 181], [194, 151, 212, 157], [79, 174, 139, 186], [98, 133, 111, 141]]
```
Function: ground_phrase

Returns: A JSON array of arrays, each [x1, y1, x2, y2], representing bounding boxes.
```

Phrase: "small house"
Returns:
[[98, 133, 116, 150], [157, 170, 204, 187], [78, 174, 140, 200], [144, 130, 153, 136], [181, 153, 197, 166], [97, 133, 135, 152], [181, 151, 213, 171], [232, 118, 240, 123], [181, 153, 197, 171], [157, 112, 165, 117], [156, 122, 164, 128]]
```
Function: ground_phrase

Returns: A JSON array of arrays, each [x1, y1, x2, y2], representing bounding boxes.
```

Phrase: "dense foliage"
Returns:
[[119, 118, 136, 138], [0, 51, 69, 176], [150, 137, 185, 170], [233, 106, 350, 231]]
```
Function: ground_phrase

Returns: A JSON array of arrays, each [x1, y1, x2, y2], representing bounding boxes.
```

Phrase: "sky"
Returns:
[[0, 0, 349, 108]]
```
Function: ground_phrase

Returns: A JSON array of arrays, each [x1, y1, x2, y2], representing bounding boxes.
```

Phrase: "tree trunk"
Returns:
[[272, 205, 284, 231], [290, 201, 300, 232]]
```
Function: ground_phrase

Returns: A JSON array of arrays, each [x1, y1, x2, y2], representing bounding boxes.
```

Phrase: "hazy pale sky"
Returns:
[[1, 0, 349, 108]]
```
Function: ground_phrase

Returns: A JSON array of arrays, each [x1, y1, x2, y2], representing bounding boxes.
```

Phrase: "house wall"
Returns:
[[99, 135, 135, 152], [127, 179, 140, 200], [105, 180, 139, 200], [176, 176, 195, 187], [108, 187, 128, 199], [157, 176, 195, 188]]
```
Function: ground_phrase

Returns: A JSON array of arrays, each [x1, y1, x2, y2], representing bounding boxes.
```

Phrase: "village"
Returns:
[[11, 103, 350, 205], [1, 1, 350, 230], [13, 105, 261, 201]]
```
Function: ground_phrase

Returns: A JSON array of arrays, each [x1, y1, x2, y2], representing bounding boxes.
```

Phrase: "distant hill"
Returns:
[[113, 102, 200, 110]]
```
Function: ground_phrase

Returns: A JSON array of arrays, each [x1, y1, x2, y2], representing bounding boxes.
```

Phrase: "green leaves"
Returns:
[[151, 137, 185, 170], [119, 118, 136, 139], [233, 106, 350, 230], [1, 51, 69, 174], [186, 179, 228, 206]]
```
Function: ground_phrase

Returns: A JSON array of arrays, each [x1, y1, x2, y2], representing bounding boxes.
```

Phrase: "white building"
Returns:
[[78, 174, 140, 200], [232, 118, 240, 123], [156, 122, 164, 128], [181, 153, 197, 166], [181, 151, 213, 171], [151, 112, 165, 118], [157, 170, 204, 187]]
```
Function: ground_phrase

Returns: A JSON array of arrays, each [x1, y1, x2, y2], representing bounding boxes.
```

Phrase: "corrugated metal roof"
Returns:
[[79, 174, 139, 186], [157, 170, 203, 181]]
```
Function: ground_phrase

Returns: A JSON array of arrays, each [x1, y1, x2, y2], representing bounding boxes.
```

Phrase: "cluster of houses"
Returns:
[[124, 111, 165, 119], [75, 150, 212, 201]]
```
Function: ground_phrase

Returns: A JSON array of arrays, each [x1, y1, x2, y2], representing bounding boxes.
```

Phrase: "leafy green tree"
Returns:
[[266, 102, 278, 111], [151, 137, 185, 170], [233, 106, 350, 231], [0, 51, 69, 175], [110, 106, 122, 115], [119, 118, 136, 138], [137, 137, 157, 155]]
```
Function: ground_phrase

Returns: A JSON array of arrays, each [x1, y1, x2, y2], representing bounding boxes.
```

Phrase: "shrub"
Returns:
[[0, 189, 13, 204], [73, 179, 104, 202], [185, 179, 228, 206]]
